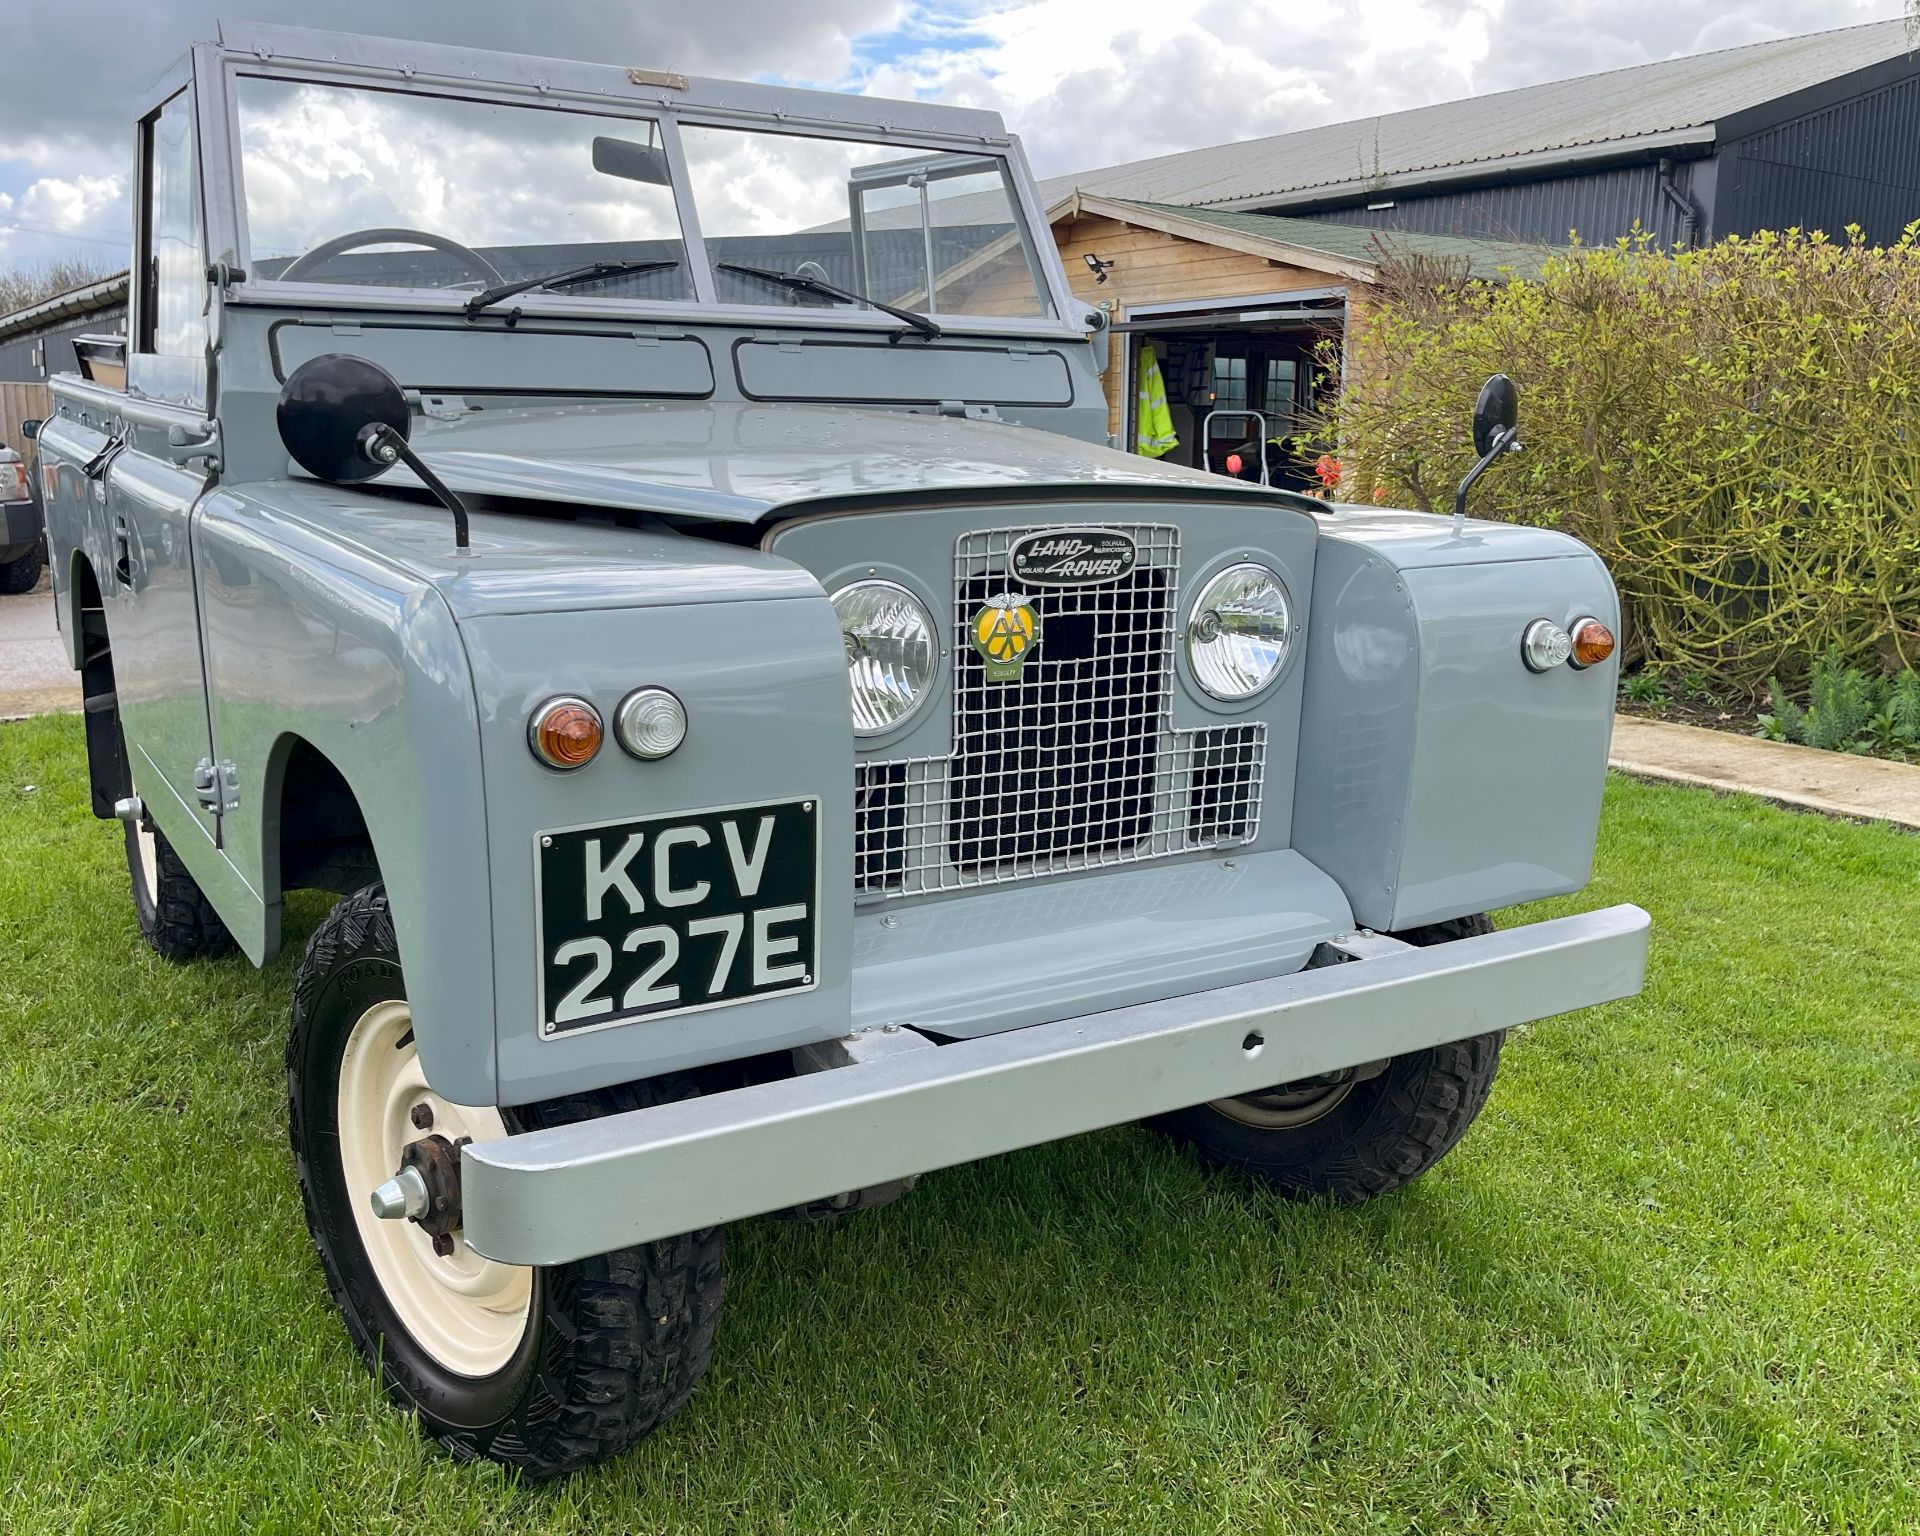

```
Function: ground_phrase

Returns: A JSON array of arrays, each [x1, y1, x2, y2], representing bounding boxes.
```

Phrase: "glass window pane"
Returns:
[[145, 91, 204, 358], [921, 167, 1049, 318], [679, 125, 1051, 320], [1264, 357, 1297, 429], [236, 76, 692, 301], [1212, 355, 1247, 412]]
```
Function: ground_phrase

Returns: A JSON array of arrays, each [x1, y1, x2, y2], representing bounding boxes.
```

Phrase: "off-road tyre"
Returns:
[[288, 884, 725, 1479], [1147, 914, 1504, 1203], [126, 814, 237, 960], [0, 541, 42, 595]]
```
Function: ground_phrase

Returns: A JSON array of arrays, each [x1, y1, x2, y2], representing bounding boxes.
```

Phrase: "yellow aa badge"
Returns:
[[971, 596, 1040, 682]]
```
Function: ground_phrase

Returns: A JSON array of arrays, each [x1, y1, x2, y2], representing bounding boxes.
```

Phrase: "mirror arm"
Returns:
[[359, 424, 472, 550], [1452, 426, 1519, 533]]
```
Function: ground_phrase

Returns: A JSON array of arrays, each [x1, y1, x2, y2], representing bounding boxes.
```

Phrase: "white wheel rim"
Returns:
[[134, 821, 158, 907], [337, 999, 532, 1377]]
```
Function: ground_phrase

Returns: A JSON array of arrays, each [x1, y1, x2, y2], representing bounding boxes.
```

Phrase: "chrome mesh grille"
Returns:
[[854, 523, 1266, 901]]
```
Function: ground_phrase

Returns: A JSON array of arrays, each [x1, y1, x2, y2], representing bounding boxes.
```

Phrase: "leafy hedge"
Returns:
[[1327, 230, 1920, 690]]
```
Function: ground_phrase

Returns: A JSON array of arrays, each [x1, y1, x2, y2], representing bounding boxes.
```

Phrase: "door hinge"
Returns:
[[192, 757, 240, 815]]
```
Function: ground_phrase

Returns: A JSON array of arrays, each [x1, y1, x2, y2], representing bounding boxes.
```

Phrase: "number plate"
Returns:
[[535, 798, 819, 1039]]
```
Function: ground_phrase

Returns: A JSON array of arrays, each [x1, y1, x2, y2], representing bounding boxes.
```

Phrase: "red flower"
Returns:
[[1314, 454, 1343, 490]]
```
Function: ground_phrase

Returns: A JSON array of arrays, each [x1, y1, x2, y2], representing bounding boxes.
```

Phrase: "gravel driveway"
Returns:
[[0, 567, 75, 719]]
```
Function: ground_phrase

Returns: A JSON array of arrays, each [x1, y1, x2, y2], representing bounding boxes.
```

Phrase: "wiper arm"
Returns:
[[717, 261, 942, 341], [464, 258, 680, 317]]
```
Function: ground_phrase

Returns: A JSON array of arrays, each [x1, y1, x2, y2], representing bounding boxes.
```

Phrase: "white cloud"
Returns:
[[847, 0, 1907, 178], [15, 174, 125, 234], [2, 0, 1910, 272]]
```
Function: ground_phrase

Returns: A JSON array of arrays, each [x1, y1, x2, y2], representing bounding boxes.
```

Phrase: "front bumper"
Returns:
[[462, 903, 1650, 1265]]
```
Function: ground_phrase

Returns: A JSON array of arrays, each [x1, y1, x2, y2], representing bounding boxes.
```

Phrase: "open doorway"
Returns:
[[1121, 291, 1345, 493]]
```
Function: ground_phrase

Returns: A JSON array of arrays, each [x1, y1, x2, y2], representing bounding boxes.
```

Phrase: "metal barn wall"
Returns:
[[1717, 74, 1920, 244], [0, 304, 128, 384], [1288, 160, 1703, 249]]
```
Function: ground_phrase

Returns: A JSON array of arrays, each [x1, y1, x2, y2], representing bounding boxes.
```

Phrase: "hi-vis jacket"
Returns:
[[1134, 342, 1179, 459]]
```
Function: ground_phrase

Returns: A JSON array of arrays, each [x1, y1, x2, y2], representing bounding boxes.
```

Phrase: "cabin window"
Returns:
[[139, 90, 206, 358]]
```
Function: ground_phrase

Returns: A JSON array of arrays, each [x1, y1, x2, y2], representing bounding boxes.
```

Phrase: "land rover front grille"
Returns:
[[853, 524, 1266, 900]]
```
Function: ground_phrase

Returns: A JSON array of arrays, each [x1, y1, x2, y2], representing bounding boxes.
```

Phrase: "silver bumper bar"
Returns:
[[463, 904, 1650, 1264]]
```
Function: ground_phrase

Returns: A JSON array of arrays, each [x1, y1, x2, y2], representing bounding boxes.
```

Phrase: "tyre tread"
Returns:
[[131, 819, 237, 961]]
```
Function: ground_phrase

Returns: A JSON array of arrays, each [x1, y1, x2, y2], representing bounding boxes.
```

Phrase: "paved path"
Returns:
[[0, 571, 75, 720], [1610, 715, 1920, 830]]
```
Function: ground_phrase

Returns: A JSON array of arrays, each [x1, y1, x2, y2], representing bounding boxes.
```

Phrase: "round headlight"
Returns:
[[1187, 564, 1293, 700], [831, 580, 937, 736]]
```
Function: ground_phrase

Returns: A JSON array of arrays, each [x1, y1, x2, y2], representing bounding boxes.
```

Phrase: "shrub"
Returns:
[[1327, 229, 1920, 691], [1756, 649, 1920, 758], [1622, 671, 1668, 705]]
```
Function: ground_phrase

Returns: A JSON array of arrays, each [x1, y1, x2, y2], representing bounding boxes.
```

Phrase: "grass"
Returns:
[[2, 711, 1918, 1535]]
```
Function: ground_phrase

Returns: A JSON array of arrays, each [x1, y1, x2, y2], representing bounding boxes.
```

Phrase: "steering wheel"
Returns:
[[278, 227, 505, 285]]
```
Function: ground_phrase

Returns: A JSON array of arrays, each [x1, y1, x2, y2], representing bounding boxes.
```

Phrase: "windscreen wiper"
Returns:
[[464, 258, 680, 317], [717, 261, 942, 341]]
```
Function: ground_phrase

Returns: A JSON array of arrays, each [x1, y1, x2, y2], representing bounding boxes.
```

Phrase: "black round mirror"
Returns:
[[277, 353, 410, 484], [1471, 373, 1519, 458]]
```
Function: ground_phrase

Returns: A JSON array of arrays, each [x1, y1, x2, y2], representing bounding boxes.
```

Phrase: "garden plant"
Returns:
[[1326, 229, 1920, 693]]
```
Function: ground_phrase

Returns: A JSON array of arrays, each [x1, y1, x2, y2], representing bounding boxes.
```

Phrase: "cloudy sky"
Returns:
[[0, 0, 1906, 272]]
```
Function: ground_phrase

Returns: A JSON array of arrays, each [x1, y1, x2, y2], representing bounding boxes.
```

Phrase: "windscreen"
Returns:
[[235, 76, 695, 302], [667, 126, 1052, 320], [234, 76, 1056, 325]]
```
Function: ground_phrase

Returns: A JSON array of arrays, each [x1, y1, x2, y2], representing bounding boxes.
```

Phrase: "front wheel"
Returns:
[[1147, 915, 1504, 1202], [287, 885, 724, 1478]]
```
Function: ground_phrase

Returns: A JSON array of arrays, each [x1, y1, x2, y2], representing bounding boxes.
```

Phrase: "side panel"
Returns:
[[1293, 542, 1619, 930], [37, 413, 115, 670], [464, 596, 854, 1106], [107, 448, 218, 845], [194, 490, 498, 1101], [1391, 558, 1618, 927]]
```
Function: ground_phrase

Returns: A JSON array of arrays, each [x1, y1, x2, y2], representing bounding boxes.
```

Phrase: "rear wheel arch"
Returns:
[[67, 549, 105, 671], [73, 558, 127, 819]]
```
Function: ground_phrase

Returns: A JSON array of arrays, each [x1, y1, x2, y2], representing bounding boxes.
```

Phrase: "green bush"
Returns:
[[1757, 649, 1920, 758], [1327, 229, 1920, 690]]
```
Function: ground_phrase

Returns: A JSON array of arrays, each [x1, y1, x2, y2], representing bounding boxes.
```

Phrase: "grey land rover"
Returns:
[[36, 22, 1649, 1476]]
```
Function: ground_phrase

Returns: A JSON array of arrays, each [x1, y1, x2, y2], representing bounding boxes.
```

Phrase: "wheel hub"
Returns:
[[1209, 1068, 1358, 1129], [396, 1133, 466, 1254], [133, 820, 158, 907], [337, 998, 532, 1377]]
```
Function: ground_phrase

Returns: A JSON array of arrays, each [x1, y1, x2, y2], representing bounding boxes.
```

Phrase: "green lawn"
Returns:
[[2, 712, 1917, 1535]]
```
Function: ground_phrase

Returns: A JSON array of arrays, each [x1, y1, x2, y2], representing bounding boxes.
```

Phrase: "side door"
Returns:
[[110, 85, 221, 845]]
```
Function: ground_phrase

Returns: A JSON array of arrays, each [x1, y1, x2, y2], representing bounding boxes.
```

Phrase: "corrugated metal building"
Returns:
[[0, 272, 128, 387], [1044, 19, 1920, 249]]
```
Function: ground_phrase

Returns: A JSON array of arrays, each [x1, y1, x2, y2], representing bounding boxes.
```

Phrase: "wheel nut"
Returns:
[[431, 1233, 455, 1258], [410, 1103, 434, 1130]]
